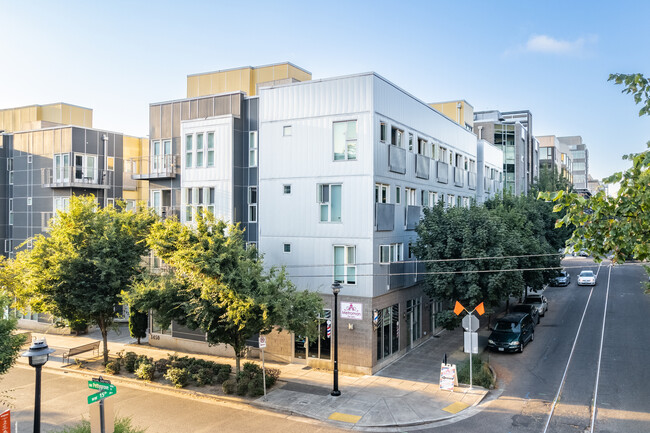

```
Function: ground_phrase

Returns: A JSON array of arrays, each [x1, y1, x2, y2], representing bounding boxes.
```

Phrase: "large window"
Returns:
[[54, 197, 70, 213], [391, 127, 403, 148], [334, 245, 356, 284], [318, 184, 341, 222], [333, 120, 357, 161], [405, 188, 416, 206], [74, 153, 97, 182], [185, 135, 193, 168], [406, 297, 422, 343], [54, 154, 70, 182], [379, 243, 403, 264], [196, 133, 204, 167], [308, 310, 332, 360], [377, 304, 399, 360], [249, 131, 258, 167], [248, 187, 257, 222], [375, 183, 389, 203], [207, 133, 215, 167]]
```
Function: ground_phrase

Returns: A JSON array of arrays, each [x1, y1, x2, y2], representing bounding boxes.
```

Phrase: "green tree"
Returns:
[[535, 166, 574, 194], [132, 212, 323, 374], [128, 309, 148, 345], [16, 197, 156, 363], [0, 255, 26, 377], [541, 73, 650, 263], [414, 204, 520, 329]]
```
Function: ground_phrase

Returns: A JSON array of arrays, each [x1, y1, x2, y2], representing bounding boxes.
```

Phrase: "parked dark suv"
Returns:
[[488, 313, 535, 353], [510, 303, 540, 325]]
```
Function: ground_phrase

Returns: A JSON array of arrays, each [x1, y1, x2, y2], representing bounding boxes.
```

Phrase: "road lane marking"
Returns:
[[543, 262, 601, 433], [590, 264, 612, 433]]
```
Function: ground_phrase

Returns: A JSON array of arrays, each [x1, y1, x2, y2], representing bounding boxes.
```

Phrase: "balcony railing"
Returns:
[[468, 172, 477, 190], [151, 205, 180, 220], [131, 155, 177, 180], [436, 161, 448, 184], [388, 145, 406, 174], [415, 154, 430, 179], [42, 167, 113, 189], [453, 167, 465, 187]]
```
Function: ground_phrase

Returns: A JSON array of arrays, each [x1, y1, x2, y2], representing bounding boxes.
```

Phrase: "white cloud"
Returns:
[[504, 34, 597, 57]]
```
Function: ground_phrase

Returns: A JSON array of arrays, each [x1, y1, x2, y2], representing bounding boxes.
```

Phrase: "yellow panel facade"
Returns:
[[0, 103, 92, 132], [187, 63, 311, 98], [429, 101, 474, 130]]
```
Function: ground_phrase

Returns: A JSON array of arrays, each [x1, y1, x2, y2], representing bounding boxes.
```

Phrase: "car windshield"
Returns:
[[494, 321, 520, 332], [559, 272, 567, 277], [511, 305, 530, 313], [524, 297, 541, 304], [580, 271, 594, 277]]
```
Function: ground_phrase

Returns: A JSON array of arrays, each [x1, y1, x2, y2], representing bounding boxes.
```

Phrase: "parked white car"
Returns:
[[577, 270, 597, 286]]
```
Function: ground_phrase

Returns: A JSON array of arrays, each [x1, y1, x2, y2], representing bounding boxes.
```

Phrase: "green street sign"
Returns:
[[88, 381, 116, 392], [87, 389, 116, 405]]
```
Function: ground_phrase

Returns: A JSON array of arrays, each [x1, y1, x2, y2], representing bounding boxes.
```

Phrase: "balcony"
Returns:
[[375, 203, 395, 231], [131, 155, 177, 180], [415, 154, 430, 180], [453, 167, 465, 187], [388, 145, 406, 174], [436, 161, 448, 184], [42, 167, 113, 189], [468, 172, 477, 190], [152, 205, 180, 220]]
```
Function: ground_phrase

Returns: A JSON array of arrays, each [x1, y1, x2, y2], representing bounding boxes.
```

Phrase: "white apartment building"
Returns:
[[258, 73, 502, 373]]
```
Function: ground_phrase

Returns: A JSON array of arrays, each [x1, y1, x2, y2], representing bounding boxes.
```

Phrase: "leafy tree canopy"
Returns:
[[16, 196, 156, 363], [130, 212, 323, 374]]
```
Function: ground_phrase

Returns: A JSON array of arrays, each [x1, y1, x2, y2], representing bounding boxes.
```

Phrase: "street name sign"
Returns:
[[87, 389, 116, 404], [88, 381, 116, 392], [87, 379, 116, 404]]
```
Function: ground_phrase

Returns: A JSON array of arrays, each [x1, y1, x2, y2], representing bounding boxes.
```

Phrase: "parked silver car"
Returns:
[[523, 294, 548, 317]]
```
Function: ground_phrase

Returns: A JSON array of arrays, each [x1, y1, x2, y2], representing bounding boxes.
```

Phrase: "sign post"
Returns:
[[258, 335, 267, 400], [88, 377, 116, 433], [454, 301, 485, 390], [0, 410, 9, 433]]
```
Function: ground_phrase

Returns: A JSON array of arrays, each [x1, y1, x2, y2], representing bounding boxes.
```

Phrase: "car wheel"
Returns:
[[519, 340, 524, 353], [530, 332, 534, 342]]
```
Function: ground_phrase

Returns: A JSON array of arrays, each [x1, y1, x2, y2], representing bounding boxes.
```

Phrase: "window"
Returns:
[[380, 122, 387, 142], [395, 186, 401, 204], [408, 133, 414, 152], [283, 125, 292, 136], [248, 187, 257, 222], [377, 304, 399, 360], [54, 197, 69, 213], [307, 310, 332, 360], [405, 188, 416, 206], [54, 154, 70, 183], [8, 171, 13, 185], [334, 245, 356, 284], [27, 197, 32, 206], [421, 190, 429, 207], [447, 194, 455, 208], [418, 138, 428, 156], [333, 120, 357, 160], [8, 212, 13, 226], [456, 196, 462, 207], [407, 297, 422, 341], [107, 157, 115, 171], [391, 127, 403, 147], [8, 199, 12, 212], [439, 146, 448, 162], [194, 133, 203, 167], [429, 191, 437, 206], [185, 135, 193, 168], [206, 187, 215, 215], [375, 183, 389, 203], [249, 131, 258, 167], [185, 188, 193, 222], [207, 132, 215, 167], [27, 155, 32, 164], [283, 185, 291, 194], [455, 153, 463, 168], [318, 184, 341, 222], [107, 198, 115, 207], [74, 154, 97, 182], [469, 159, 476, 173], [7, 158, 12, 171], [283, 243, 291, 253], [380, 243, 403, 264], [4, 240, 11, 253]]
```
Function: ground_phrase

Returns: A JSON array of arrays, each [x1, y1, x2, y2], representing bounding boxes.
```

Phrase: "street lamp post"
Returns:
[[331, 281, 341, 397], [22, 338, 55, 433]]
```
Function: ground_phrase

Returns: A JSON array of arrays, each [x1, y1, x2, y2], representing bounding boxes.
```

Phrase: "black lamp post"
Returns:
[[22, 338, 55, 433], [331, 281, 341, 397]]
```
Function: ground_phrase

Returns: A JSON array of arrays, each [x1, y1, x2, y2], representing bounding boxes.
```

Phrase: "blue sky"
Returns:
[[1, 0, 648, 180]]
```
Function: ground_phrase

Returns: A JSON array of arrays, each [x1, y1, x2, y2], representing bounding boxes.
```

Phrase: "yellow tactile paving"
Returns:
[[442, 401, 469, 414], [328, 412, 362, 423]]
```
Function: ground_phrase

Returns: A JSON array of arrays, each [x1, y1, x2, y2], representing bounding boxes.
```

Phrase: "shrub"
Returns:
[[247, 376, 265, 397], [236, 376, 250, 396], [154, 358, 171, 374], [164, 367, 190, 388], [193, 367, 214, 386], [124, 352, 138, 373], [52, 416, 147, 433], [135, 354, 152, 369], [105, 361, 120, 375], [222, 378, 237, 394], [457, 355, 495, 389], [265, 368, 281, 388], [135, 362, 155, 381], [215, 370, 230, 384], [242, 362, 262, 375], [218, 364, 232, 375]]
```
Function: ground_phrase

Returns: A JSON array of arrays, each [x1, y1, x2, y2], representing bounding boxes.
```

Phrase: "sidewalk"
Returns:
[[17, 323, 491, 431]]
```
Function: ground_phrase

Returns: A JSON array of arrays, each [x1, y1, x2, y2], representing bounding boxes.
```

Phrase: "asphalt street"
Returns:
[[415, 257, 650, 432], [1, 366, 346, 433]]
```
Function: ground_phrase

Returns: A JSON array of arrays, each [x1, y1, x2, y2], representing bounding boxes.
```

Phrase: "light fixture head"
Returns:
[[22, 338, 55, 367]]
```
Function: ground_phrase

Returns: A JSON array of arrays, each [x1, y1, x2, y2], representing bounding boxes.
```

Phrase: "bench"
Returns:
[[63, 341, 101, 364]]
